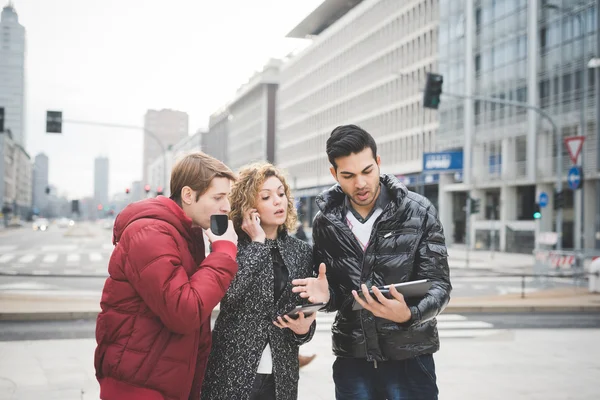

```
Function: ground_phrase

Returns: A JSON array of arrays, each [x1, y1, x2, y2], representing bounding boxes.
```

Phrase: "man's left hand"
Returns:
[[352, 284, 412, 323]]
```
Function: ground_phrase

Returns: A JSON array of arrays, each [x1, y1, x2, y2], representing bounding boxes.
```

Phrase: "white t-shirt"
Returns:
[[345, 208, 383, 251], [256, 343, 273, 374]]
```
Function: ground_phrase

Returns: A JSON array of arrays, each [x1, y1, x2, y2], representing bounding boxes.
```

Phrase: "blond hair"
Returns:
[[229, 162, 297, 239], [169, 152, 235, 203]]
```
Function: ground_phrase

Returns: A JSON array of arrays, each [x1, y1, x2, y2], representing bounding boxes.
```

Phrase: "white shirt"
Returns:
[[256, 343, 273, 374], [346, 208, 383, 251]]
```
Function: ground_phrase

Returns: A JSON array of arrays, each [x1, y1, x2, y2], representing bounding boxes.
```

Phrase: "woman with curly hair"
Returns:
[[201, 162, 317, 400]]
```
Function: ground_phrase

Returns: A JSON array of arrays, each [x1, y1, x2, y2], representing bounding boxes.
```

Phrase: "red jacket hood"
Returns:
[[113, 196, 193, 245]]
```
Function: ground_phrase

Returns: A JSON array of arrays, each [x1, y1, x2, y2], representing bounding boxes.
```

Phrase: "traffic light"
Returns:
[[125, 187, 130, 195], [71, 200, 80, 214], [423, 73, 443, 109], [0, 107, 4, 132], [470, 198, 481, 214], [45, 186, 50, 194], [97, 204, 103, 211], [554, 190, 565, 210], [156, 186, 164, 196], [144, 184, 151, 194], [46, 111, 63, 134], [533, 203, 542, 219]]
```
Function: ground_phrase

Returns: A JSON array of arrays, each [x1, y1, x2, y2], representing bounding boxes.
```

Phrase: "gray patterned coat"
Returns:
[[201, 232, 316, 400]]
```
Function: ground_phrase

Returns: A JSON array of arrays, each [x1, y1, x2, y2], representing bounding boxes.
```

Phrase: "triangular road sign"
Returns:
[[564, 136, 585, 165]]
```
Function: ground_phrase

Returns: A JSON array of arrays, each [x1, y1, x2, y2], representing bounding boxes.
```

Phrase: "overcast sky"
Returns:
[[17, 0, 321, 199]]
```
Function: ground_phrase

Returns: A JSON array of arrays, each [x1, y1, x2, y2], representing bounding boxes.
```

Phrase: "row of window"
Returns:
[[280, 29, 436, 115], [284, 0, 434, 81]]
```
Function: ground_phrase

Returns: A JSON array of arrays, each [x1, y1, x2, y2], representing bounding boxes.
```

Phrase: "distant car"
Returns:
[[57, 218, 75, 228], [33, 218, 50, 231]]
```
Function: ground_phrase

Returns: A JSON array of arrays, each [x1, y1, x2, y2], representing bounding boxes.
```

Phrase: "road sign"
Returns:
[[538, 192, 549, 208], [567, 166, 583, 190], [564, 136, 585, 164]]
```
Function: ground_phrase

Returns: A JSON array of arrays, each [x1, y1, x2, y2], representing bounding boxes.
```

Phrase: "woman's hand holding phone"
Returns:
[[241, 208, 266, 243], [273, 312, 316, 335]]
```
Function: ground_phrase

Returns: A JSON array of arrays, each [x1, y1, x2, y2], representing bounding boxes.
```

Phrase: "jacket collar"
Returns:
[[316, 174, 408, 218]]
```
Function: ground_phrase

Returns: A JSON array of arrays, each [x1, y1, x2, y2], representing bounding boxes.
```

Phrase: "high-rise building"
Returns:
[[143, 109, 189, 187], [225, 59, 280, 172], [204, 107, 230, 164], [278, 0, 439, 225], [147, 130, 203, 197], [0, 2, 26, 147], [437, 0, 599, 252], [32, 153, 49, 214], [94, 156, 109, 209], [0, 131, 31, 218]]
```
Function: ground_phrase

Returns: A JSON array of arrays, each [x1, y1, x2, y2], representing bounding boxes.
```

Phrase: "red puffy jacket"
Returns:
[[94, 196, 238, 400]]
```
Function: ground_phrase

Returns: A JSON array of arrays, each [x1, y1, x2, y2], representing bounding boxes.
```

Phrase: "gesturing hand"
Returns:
[[292, 263, 330, 304], [273, 312, 316, 335], [352, 284, 412, 324]]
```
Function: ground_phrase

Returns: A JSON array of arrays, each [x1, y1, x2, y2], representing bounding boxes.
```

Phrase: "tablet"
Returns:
[[352, 280, 432, 311], [283, 302, 327, 319]]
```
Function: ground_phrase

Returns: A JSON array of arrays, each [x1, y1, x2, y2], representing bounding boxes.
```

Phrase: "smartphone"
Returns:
[[210, 215, 228, 236], [283, 302, 327, 319]]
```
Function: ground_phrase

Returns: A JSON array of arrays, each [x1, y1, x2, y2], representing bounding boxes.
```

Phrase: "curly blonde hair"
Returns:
[[229, 162, 297, 240]]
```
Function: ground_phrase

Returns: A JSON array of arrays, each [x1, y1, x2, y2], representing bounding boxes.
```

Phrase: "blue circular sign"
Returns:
[[567, 166, 582, 190], [538, 192, 549, 208]]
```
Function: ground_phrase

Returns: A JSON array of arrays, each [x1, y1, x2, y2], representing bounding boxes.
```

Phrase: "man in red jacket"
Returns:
[[94, 152, 239, 400]]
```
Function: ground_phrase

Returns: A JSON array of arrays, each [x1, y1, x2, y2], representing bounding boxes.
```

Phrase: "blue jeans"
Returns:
[[332, 355, 438, 400]]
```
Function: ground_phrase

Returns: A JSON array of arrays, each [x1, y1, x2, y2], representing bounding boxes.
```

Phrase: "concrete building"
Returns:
[[0, 129, 31, 219], [147, 130, 203, 197], [32, 153, 48, 214], [0, 2, 26, 147], [143, 109, 189, 187], [225, 59, 280, 172], [94, 156, 109, 210], [278, 0, 440, 226], [437, 0, 599, 252], [204, 107, 230, 164]]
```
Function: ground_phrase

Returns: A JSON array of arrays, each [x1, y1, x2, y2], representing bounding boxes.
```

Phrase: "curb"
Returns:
[[2, 304, 599, 322]]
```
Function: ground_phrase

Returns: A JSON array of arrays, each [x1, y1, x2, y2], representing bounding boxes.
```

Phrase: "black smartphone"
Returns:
[[210, 215, 228, 236]]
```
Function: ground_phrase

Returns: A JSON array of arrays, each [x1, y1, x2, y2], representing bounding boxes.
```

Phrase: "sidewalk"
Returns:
[[1, 286, 599, 322], [1, 329, 598, 399], [447, 246, 535, 272]]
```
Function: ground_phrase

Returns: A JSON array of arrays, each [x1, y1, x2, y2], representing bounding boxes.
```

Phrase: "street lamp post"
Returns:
[[544, 2, 588, 250]]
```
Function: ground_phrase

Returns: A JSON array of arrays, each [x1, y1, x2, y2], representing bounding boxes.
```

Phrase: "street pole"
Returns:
[[597, 0, 600, 250], [576, 12, 587, 251], [63, 119, 169, 194], [442, 91, 563, 250]]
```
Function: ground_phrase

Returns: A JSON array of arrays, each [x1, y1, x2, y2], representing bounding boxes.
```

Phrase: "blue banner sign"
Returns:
[[423, 151, 463, 172]]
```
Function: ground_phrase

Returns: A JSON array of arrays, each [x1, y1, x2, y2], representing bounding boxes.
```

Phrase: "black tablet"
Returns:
[[352, 280, 432, 311], [283, 302, 327, 319]]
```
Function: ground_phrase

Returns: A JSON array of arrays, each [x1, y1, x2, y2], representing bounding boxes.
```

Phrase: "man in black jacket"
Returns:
[[293, 125, 451, 400]]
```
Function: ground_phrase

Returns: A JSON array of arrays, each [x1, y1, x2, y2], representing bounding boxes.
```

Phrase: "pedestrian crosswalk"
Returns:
[[0, 250, 111, 276], [314, 313, 504, 339]]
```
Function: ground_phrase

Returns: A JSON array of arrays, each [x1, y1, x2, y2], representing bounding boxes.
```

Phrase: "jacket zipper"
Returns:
[[322, 202, 394, 363]]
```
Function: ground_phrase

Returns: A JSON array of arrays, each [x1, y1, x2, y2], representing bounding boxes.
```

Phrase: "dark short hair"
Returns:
[[326, 124, 378, 169]]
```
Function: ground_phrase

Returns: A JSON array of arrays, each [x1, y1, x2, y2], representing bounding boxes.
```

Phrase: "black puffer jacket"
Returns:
[[312, 174, 451, 362]]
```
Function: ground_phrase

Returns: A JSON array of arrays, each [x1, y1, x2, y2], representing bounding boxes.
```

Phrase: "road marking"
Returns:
[[89, 253, 102, 262], [66, 254, 81, 263], [17, 254, 36, 263], [438, 321, 494, 329], [32, 270, 51, 275], [43, 254, 59, 263], [0, 254, 16, 263]]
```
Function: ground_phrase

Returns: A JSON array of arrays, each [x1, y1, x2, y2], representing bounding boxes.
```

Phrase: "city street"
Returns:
[[1, 312, 599, 342], [0, 223, 584, 299]]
